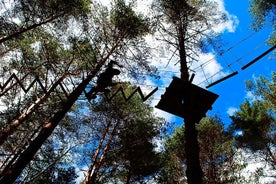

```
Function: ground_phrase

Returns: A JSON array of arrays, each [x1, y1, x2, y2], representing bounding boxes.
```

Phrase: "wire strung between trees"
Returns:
[[190, 32, 257, 73], [205, 44, 275, 88], [241, 45, 276, 70], [205, 71, 238, 88]]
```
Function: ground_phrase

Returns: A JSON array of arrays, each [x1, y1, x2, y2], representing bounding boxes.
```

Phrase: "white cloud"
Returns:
[[96, 0, 240, 121], [215, 14, 239, 33], [211, 0, 239, 33], [190, 52, 225, 86], [75, 166, 87, 183], [154, 108, 175, 122], [227, 106, 238, 116], [246, 91, 255, 100], [246, 91, 262, 102]]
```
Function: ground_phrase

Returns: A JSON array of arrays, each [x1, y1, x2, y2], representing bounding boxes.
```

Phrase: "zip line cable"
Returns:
[[205, 71, 238, 88], [241, 45, 276, 70], [118, 44, 274, 90], [205, 44, 276, 88], [190, 32, 257, 73]]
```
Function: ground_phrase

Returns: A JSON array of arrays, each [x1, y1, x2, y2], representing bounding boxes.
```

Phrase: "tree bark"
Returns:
[[0, 36, 123, 184], [88, 120, 120, 183], [83, 120, 112, 184], [178, 24, 203, 184], [0, 13, 65, 44], [0, 75, 66, 145], [178, 23, 189, 81], [184, 117, 203, 184]]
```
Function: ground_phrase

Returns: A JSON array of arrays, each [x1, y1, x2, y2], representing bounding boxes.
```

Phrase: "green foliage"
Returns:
[[110, 0, 151, 39], [249, 0, 276, 44], [157, 0, 198, 24], [54, 167, 77, 184], [158, 126, 186, 183], [235, 74, 276, 167], [246, 72, 276, 111], [198, 116, 234, 157], [0, 0, 91, 46], [246, 73, 276, 122], [0, 0, 157, 183], [68, 37, 98, 71], [249, 0, 276, 30], [14, 0, 91, 18], [230, 100, 274, 151], [118, 118, 162, 179], [197, 117, 237, 183], [85, 83, 164, 183], [152, 0, 227, 80], [159, 117, 241, 183]]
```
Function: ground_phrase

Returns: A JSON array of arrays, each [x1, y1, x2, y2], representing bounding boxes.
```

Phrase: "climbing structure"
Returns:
[[156, 77, 218, 119]]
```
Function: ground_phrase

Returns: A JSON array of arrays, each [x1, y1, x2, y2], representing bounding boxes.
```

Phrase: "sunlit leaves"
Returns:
[[230, 100, 274, 151], [249, 0, 276, 44], [110, 0, 151, 39]]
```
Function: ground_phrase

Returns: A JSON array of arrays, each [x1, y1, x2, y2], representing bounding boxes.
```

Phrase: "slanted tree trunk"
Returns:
[[0, 36, 123, 184], [88, 120, 120, 184], [84, 120, 112, 184], [0, 75, 66, 145], [89, 121, 120, 184], [0, 13, 65, 44]]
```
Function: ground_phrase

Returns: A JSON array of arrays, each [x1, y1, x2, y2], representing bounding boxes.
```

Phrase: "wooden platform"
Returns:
[[156, 77, 219, 119]]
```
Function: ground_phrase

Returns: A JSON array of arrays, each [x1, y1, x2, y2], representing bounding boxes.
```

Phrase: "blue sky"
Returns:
[[100, 0, 275, 127], [144, 0, 275, 127], [207, 0, 275, 126]]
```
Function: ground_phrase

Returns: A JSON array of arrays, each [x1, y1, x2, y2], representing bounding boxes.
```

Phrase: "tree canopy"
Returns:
[[0, 0, 275, 183], [249, 0, 276, 44]]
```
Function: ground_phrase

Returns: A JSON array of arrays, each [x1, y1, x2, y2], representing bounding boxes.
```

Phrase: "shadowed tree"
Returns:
[[158, 125, 186, 184], [229, 100, 276, 167], [0, 30, 81, 146], [159, 116, 244, 184], [82, 83, 164, 184], [249, 0, 276, 45], [0, 0, 91, 44], [246, 72, 276, 111], [232, 74, 276, 167], [152, 0, 227, 183], [197, 117, 236, 184], [0, 0, 152, 183]]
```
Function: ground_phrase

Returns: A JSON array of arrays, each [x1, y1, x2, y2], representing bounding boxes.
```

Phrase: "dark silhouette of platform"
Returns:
[[156, 77, 218, 119]]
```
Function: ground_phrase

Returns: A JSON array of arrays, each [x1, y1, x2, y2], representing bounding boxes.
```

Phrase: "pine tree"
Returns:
[[231, 74, 276, 166], [82, 83, 164, 183], [151, 1, 227, 183], [159, 116, 244, 183], [249, 0, 276, 44], [0, 0, 91, 43], [0, 0, 153, 183]]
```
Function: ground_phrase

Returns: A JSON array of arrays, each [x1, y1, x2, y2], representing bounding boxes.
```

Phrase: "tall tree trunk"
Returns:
[[184, 117, 203, 184], [178, 25, 189, 81], [0, 13, 65, 43], [83, 120, 112, 184], [0, 36, 123, 184], [88, 120, 120, 184], [125, 170, 132, 184], [178, 25, 203, 184]]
